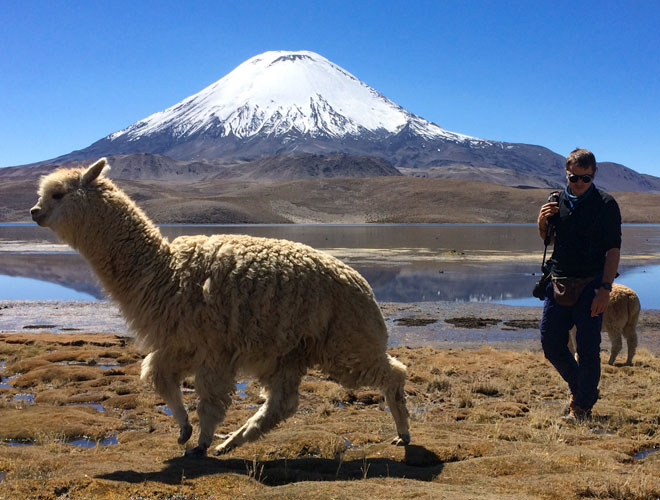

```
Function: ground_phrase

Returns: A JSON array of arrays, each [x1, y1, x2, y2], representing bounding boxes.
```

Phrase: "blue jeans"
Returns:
[[540, 277, 603, 410]]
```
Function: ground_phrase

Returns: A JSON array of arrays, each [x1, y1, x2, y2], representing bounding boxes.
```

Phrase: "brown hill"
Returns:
[[4, 176, 659, 224], [209, 153, 403, 180]]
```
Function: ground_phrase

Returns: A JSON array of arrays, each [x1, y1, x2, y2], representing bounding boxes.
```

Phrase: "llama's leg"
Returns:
[[624, 327, 638, 366], [212, 360, 303, 455], [330, 353, 410, 446], [381, 354, 410, 445], [151, 370, 192, 445], [185, 366, 233, 457], [608, 330, 623, 365]]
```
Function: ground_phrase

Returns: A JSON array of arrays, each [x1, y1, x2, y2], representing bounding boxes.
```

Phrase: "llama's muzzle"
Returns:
[[30, 206, 45, 225]]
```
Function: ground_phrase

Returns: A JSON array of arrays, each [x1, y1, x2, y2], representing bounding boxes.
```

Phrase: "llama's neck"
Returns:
[[66, 191, 174, 317]]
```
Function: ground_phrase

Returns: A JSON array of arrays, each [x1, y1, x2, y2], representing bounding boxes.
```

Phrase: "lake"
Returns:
[[1, 223, 659, 308]]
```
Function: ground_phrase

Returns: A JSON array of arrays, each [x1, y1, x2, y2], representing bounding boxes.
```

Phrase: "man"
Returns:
[[537, 148, 621, 421]]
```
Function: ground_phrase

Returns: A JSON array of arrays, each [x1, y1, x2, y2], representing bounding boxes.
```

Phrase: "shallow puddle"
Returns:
[[68, 436, 118, 448], [235, 381, 249, 398], [13, 393, 35, 405], [7, 440, 33, 447], [634, 446, 659, 460], [157, 404, 172, 416], [57, 360, 120, 370], [0, 361, 10, 389], [5, 436, 119, 447], [69, 402, 105, 412]]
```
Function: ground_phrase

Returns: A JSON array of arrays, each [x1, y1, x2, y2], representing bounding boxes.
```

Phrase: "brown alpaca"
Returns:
[[30, 158, 410, 457], [568, 284, 640, 365]]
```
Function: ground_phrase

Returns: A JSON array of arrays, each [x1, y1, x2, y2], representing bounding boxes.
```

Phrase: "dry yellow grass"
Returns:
[[0, 333, 658, 499]]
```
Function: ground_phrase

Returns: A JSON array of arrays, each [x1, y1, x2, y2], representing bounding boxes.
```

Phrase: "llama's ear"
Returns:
[[82, 158, 110, 185]]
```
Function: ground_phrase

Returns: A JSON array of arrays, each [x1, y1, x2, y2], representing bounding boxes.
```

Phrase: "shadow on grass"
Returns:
[[97, 445, 444, 485]]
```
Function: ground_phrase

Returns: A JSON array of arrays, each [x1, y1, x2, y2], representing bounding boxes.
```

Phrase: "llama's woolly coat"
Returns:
[[31, 158, 410, 455], [140, 233, 390, 385]]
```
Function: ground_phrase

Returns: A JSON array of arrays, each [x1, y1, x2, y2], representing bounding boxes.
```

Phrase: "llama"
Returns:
[[568, 284, 640, 365], [30, 158, 410, 456]]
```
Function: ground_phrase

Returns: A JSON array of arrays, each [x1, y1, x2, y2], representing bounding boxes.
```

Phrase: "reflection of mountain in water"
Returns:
[[358, 265, 538, 303], [0, 254, 541, 303], [0, 253, 104, 299]]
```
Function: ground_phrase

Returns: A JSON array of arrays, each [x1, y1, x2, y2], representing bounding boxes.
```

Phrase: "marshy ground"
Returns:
[[1, 302, 659, 499]]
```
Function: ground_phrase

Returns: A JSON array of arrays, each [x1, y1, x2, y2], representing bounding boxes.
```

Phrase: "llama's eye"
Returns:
[[52, 192, 64, 200]]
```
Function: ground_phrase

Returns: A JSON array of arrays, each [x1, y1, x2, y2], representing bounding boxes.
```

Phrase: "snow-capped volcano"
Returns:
[[108, 50, 472, 143], [6, 50, 660, 192], [43, 49, 577, 188]]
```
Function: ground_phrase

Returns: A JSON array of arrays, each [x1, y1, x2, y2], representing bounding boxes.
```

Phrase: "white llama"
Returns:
[[30, 158, 410, 456]]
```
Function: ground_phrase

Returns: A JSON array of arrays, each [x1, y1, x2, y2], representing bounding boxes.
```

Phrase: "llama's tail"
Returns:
[[140, 352, 155, 382], [627, 292, 641, 332]]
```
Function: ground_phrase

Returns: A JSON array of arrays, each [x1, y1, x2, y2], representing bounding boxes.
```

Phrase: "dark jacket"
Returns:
[[546, 186, 621, 278]]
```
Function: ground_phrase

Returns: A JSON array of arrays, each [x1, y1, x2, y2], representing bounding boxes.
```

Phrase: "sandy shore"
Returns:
[[2, 299, 659, 354]]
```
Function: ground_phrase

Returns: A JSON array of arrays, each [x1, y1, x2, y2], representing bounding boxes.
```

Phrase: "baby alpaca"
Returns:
[[30, 158, 411, 456], [568, 284, 640, 365]]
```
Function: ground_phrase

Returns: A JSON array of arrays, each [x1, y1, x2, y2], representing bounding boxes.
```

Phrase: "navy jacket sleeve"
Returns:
[[603, 198, 622, 251]]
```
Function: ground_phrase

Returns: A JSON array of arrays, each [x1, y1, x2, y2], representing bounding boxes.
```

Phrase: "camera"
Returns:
[[547, 191, 560, 204], [532, 272, 550, 300]]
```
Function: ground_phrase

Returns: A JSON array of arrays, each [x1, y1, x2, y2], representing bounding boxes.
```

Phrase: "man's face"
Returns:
[[566, 165, 595, 196]]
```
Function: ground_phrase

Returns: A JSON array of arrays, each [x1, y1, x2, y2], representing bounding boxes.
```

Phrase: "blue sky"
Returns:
[[2, 0, 659, 176]]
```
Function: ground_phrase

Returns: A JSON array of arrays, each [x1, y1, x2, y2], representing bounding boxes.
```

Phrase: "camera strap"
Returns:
[[541, 229, 551, 273], [541, 190, 560, 272]]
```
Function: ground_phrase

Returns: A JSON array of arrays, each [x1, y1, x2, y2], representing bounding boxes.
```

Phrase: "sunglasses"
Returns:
[[567, 173, 593, 183]]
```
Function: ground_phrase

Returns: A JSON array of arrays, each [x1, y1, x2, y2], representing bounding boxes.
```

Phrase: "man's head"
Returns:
[[565, 148, 596, 196]]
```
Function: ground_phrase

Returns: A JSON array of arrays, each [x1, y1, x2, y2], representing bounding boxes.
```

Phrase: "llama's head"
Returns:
[[30, 158, 112, 235]]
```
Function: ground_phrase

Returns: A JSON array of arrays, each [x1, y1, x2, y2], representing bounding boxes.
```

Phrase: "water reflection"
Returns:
[[68, 436, 118, 448], [496, 264, 660, 308], [0, 274, 97, 300], [1, 224, 659, 308]]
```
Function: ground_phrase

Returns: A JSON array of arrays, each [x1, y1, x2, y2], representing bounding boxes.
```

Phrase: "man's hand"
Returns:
[[538, 202, 559, 240], [591, 287, 610, 317]]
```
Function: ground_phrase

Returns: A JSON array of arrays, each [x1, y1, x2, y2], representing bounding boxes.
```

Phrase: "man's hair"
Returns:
[[566, 148, 597, 172]]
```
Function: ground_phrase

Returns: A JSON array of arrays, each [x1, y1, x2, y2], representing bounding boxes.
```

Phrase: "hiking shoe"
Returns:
[[562, 403, 591, 423], [562, 396, 576, 416]]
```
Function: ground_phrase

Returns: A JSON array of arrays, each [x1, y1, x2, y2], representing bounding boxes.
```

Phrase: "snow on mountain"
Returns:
[[107, 50, 476, 144]]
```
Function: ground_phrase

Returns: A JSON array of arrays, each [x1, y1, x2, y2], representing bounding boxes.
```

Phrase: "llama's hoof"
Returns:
[[211, 442, 234, 456], [391, 433, 410, 446], [184, 445, 207, 458], [178, 423, 193, 445]]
